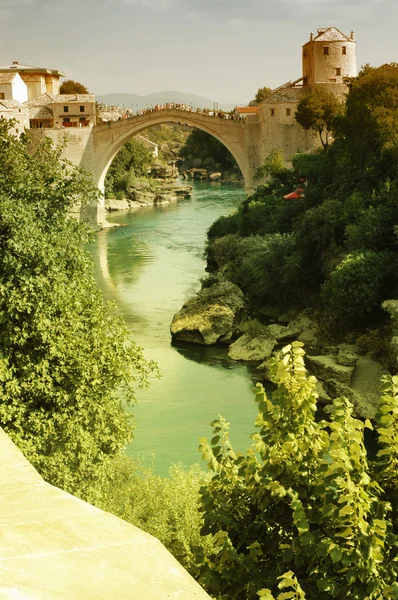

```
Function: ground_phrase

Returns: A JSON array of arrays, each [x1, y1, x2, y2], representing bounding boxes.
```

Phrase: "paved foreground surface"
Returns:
[[0, 428, 211, 599]]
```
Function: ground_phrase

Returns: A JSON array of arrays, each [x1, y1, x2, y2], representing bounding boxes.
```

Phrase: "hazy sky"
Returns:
[[0, 0, 396, 103]]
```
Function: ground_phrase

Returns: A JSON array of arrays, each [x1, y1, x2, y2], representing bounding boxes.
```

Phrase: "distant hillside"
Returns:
[[96, 91, 242, 112]]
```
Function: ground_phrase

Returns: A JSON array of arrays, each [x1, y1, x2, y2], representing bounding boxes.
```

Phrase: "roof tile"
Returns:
[[262, 86, 309, 104]]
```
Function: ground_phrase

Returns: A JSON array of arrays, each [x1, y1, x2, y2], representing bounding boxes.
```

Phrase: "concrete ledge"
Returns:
[[0, 428, 211, 599]]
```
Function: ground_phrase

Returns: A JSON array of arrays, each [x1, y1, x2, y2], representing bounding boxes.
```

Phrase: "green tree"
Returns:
[[254, 149, 285, 182], [295, 88, 342, 150], [180, 129, 237, 170], [59, 79, 89, 94], [0, 120, 158, 502], [337, 63, 398, 183], [105, 138, 154, 197], [249, 86, 273, 106], [198, 343, 397, 600]]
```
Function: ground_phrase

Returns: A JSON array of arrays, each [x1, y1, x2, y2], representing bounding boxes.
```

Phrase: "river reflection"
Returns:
[[89, 182, 260, 475]]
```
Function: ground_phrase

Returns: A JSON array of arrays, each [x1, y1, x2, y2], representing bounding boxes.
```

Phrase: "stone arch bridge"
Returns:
[[93, 109, 256, 194], [30, 106, 315, 226]]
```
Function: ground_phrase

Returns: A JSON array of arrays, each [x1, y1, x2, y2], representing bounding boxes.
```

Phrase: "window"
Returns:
[[79, 117, 86, 122], [63, 106, 69, 113], [270, 108, 275, 117], [286, 108, 291, 116], [63, 117, 70, 123], [342, 46, 347, 55], [0, 93, 4, 99], [323, 46, 329, 55], [80, 105, 85, 112], [336, 68, 341, 76]]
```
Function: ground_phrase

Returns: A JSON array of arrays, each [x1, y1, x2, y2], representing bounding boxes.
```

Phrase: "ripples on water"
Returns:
[[90, 182, 261, 474]]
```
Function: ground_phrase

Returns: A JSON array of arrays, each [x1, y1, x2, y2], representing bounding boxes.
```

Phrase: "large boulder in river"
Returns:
[[105, 198, 130, 211], [228, 333, 277, 362], [170, 280, 245, 345]]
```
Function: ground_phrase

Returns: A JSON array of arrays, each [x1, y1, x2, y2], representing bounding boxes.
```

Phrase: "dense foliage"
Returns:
[[198, 342, 398, 599], [105, 138, 154, 198], [205, 64, 398, 334], [143, 123, 191, 162], [295, 87, 343, 150], [0, 120, 157, 501], [248, 85, 273, 106], [180, 128, 237, 170], [59, 80, 89, 94]]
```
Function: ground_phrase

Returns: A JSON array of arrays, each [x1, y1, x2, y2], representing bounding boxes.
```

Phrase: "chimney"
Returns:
[[350, 30, 355, 40]]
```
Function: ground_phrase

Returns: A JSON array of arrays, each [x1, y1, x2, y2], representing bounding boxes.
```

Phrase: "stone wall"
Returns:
[[0, 427, 212, 600]]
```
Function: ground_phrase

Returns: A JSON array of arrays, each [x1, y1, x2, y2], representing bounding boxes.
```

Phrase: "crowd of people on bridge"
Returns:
[[121, 103, 243, 120]]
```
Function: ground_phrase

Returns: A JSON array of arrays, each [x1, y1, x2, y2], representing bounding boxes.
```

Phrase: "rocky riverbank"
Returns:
[[180, 167, 243, 185], [171, 274, 397, 421], [106, 179, 192, 211]]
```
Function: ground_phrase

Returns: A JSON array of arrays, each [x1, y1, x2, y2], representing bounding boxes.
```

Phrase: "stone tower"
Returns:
[[302, 27, 356, 96]]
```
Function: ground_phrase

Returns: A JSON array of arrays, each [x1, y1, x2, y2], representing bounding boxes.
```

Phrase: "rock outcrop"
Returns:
[[106, 181, 192, 211], [228, 333, 277, 361], [105, 198, 130, 212], [305, 355, 355, 386], [170, 279, 245, 345]]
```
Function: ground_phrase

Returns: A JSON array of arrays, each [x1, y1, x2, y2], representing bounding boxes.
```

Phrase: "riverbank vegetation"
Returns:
[[0, 119, 158, 502], [206, 64, 398, 339]]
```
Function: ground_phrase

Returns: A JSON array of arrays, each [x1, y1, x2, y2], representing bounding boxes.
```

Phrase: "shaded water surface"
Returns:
[[90, 182, 261, 474]]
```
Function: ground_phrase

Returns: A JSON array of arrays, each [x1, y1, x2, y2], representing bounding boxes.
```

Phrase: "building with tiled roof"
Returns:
[[0, 62, 65, 100], [302, 27, 356, 90], [262, 86, 309, 105], [25, 93, 96, 129], [0, 99, 29, 134], [235, 106, 259, 117], [0, 71, 28, 104], [253, 27, 356, 161]]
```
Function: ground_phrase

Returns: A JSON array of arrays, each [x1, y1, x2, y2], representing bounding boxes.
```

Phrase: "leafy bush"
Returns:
[[197, 342, 398, 599], [207, 212, 242, 240], [294, 198, 345, 255], [239, 196, 304, 237], [320, 250, 397, 330], [98, 457, 214, 575], [292, 151, 325, 183], [232, 234, 307, 307]]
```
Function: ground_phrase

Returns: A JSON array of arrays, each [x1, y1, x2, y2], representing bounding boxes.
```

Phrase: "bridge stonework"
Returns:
[[29, 108, 317, 227]]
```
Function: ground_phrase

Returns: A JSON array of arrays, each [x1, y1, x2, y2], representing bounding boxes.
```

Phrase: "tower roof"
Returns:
[[313, 27, 352, 42]]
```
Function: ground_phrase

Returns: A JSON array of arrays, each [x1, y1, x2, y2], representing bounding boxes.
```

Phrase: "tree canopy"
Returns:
[[180, 129, 237, 169], [59, 80, 89, 94], [105, 138, 154, 197], [0, 120, 157, 502], [249, 86, 273, 106], [295, 87, 342, 150], [337, 63, 398, 182]]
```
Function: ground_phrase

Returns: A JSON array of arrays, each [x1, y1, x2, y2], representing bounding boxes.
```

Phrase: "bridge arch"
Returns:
[[91, 109, 252, 194]]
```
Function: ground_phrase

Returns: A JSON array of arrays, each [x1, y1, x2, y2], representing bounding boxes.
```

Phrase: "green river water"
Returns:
[[90, 181, 260, 475]]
